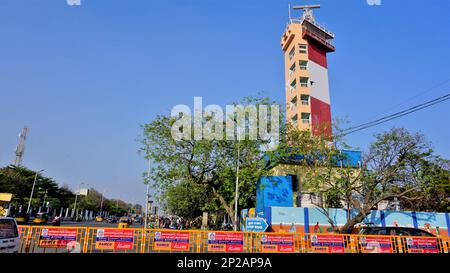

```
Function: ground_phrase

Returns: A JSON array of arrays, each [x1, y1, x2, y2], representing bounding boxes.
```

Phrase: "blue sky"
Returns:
[[0, 0, 449, 206]]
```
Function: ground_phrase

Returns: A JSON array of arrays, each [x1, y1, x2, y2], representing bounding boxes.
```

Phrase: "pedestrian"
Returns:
[[313, 222, 323, 233]]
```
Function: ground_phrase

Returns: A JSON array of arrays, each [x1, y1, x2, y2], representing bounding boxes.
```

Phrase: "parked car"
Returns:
[[0, 217, 20, 253], [358, 226, 436, 237]]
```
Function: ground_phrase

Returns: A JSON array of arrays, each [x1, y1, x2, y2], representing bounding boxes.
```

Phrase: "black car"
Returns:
[[359, 226, 436, 237]]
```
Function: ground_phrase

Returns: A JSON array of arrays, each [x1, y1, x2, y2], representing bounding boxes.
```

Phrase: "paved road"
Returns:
[[61, 221, 144, 228]]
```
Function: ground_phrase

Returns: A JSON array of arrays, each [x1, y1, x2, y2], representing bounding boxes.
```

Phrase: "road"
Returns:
[[60, 220, 144, 228]]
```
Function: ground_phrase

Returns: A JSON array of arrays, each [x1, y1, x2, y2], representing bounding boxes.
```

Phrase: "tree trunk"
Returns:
[[340, 210, 368, 233], [211, 186, 236, 227]]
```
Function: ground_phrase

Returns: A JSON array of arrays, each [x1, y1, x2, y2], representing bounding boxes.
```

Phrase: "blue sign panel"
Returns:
[[245, 218, 268, 232]]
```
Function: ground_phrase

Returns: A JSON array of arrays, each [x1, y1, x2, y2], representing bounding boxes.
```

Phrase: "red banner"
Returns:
[[207, 232, 244, 252], [360, 236, 392, 253], [39, 228, 77, 248], [310, 234, 345, 253], [95, 229, 134, 250], [153, 231, 190, 251], [406, 237, 439, 253], [261, 234, 294, 253]]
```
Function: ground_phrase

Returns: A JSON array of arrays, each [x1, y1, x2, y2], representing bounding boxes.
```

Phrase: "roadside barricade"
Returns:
[[18, 225, 450, 254]]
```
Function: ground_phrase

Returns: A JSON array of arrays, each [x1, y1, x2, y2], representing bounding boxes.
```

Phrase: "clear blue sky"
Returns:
[[0, 0, 449, 206]]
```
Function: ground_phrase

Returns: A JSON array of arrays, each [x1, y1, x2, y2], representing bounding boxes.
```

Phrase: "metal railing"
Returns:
[[17, 225, 450, 254]]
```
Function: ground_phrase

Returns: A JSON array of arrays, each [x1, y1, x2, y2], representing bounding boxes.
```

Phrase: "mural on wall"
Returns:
[[263, 207, 449, 237]]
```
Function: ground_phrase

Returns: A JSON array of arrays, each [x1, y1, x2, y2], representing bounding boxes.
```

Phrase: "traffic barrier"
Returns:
[[17, 225, 450, 254]]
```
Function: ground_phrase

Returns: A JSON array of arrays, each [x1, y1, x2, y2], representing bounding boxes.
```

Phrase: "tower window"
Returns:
[[299, 60, 308, 70], [289, 63, 296, 75], [290, 96, 297, 109], [291, 114, 298, 127], [300, 77, 308, 87], [289, 46, 295, 61], [298, 44, 308, 54], [301, 113, 310, 124], [290, 79, 297, 92], [300, 95, 310, 105]]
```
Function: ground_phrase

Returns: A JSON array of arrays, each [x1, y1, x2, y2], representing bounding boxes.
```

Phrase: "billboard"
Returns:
[[261, 234, 294, 253], [359, 236, 392, 253], [207, 232, 244, 252], [39, 228, 77, 248], [406, 237, 440, 253], [310, 234, 345, 253], [95, 229, 134, 250], [76, 188, 89, 196], [153, 231, 190, 251]]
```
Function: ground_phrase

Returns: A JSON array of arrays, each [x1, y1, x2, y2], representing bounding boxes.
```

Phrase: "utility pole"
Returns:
[[27, 169, 44, 215], [13, 127, 28, 166]]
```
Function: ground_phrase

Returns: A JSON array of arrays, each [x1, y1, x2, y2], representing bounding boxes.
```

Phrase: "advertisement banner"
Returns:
[[39, 228, 77, 248], [310, 234, 345, 253], [153, 231, 190, 251], [359, 236, 392, 253], [406, 237, 439, 253], [207, 232, 244, 252], [261, 234, 294, 253], [95, 229, 134, 250]]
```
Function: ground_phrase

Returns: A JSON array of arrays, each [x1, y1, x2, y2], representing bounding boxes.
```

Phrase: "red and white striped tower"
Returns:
[[281, 5, 334, 137]]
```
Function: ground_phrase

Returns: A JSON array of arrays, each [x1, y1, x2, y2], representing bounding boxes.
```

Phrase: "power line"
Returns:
[[339, 93, 450, 136], [356, 77, 450, 125]]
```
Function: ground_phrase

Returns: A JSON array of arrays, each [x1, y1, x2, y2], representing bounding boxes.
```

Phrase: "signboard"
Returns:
[[95, 229, 134, 250], [359, 236, 392, 253], [39, 228, 77, 248], [76, 188, 89, 196], [0, 193, 12, 202], [310, 234, 345, 253], [207, 232, 244, 252], [245, 218, 268, 232], [406, 237, 439, 253], [153, 231, 190, 251], [261, 234, 294, 253]]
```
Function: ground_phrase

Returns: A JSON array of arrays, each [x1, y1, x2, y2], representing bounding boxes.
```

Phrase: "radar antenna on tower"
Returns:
[[292, 4, 321, 22]]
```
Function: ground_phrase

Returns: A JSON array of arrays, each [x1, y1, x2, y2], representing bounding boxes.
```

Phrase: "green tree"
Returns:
[[140, 96, 280, 227], [278, 127, 448, 233]]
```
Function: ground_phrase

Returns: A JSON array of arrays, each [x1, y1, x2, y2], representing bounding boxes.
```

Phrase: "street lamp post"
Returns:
[[27, 169, 44, 215], [42, 189, 48, 208], [115, 199, 119, 217], [145, 157, 151, 229], [234, 128, 241, 231], [100, 191, 106, 217], [73, 182, 84, 219]]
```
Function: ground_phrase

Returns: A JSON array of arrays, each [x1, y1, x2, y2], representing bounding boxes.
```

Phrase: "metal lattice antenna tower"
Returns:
[[13, 127, 28, 166]]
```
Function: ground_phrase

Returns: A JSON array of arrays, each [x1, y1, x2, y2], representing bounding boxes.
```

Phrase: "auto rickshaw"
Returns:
[[14, 213, 29, 224], [95, 216, 104, 222], [118, 217, 131, 228], [33, 212, 49, 224]]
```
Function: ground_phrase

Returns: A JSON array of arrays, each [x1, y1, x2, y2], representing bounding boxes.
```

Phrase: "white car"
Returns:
[[0, 217, 20, 253]]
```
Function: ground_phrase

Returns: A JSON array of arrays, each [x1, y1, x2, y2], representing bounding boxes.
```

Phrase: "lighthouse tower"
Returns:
[[281, 5, 334, 136]]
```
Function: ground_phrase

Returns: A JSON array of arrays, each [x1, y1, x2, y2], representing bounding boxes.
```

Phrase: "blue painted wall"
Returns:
[[256, 176, 293, 215]]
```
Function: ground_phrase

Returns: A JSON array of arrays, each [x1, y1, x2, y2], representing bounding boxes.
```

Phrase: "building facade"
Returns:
[[281, 7, 334, 136]]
